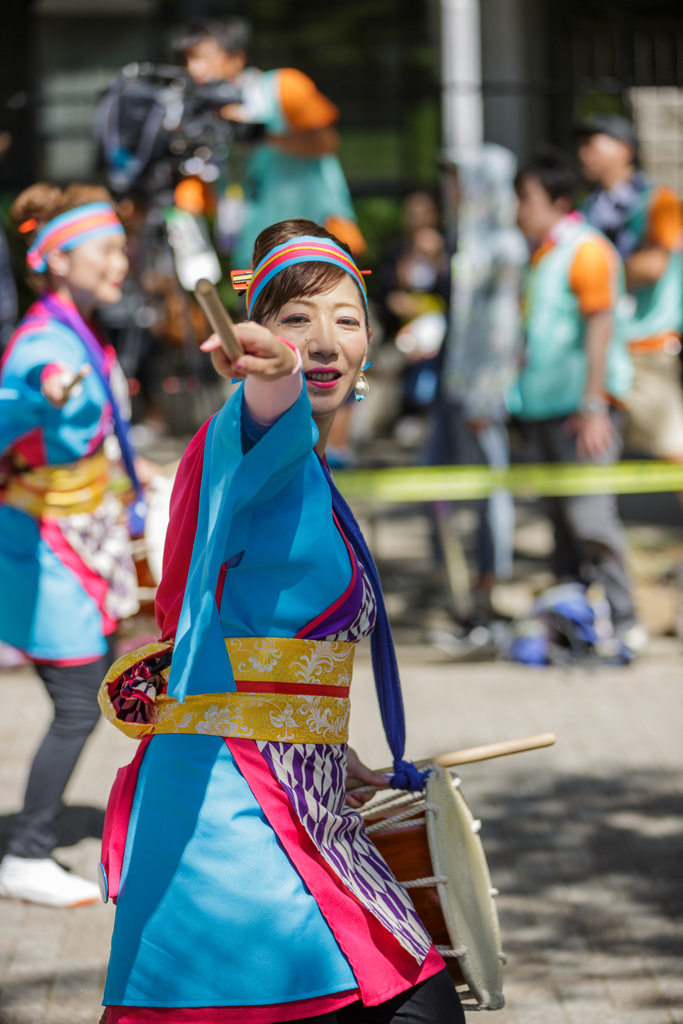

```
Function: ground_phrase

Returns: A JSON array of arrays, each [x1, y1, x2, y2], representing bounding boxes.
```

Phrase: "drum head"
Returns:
[[425, 766, 505, 1009]]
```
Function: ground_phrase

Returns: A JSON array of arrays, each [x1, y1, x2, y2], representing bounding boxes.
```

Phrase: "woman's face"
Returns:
[[47, 233, 129, 308], [261, 274, 368, 419]]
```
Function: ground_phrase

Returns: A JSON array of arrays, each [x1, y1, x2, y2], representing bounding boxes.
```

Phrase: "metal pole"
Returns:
[[440, 0, 484, 153]]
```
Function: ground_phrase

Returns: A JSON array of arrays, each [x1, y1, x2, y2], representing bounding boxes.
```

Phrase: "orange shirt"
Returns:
[[647, 186, 683, 251], [271, 69, 366, 255], [532, 228, 618, 315]]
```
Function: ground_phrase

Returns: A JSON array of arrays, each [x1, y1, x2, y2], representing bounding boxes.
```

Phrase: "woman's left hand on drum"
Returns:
[[200, 323, 298, 383], [345, 747, 389, 808]]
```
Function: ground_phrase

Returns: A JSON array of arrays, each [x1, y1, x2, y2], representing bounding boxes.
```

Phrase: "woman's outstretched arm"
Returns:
[[201, 322, 302, 431]]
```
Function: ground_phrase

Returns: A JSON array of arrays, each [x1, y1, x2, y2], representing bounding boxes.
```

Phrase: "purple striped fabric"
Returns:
[[257, 571, 432, 964], [257, 741, 432, 963]]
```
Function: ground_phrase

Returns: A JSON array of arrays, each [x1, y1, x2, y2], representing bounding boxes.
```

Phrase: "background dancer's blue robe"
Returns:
[[0, 313, 119, 660]]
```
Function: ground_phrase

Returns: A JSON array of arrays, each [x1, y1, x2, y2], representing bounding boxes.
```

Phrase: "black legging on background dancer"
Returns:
[[8, 639, 116, 860]]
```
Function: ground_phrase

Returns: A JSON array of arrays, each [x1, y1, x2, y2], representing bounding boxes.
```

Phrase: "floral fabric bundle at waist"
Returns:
[[98, 636, 355, 742], [2, 448, 109, 518]]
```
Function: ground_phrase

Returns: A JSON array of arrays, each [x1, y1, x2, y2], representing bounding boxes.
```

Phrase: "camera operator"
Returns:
[[174, 19, 365, 266]]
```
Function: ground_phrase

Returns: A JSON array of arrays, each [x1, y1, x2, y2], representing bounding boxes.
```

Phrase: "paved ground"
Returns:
[[1, 636, 682, 1024]]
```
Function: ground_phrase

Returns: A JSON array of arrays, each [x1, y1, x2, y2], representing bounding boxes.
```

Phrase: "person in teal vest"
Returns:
[[176, 20, 365, 268], [578, 114, 683, 462], [507, 149, 641, 649]]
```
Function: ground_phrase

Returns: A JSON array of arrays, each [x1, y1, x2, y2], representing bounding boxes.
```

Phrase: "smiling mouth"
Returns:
[[305, 370, 342, 390]]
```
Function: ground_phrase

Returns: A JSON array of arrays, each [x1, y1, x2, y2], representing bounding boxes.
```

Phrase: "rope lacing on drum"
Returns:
[[358, 788, 422, 812], [364, 801, 437, 835], [435, 943, 468, 958], [399, 875, 449, 889]]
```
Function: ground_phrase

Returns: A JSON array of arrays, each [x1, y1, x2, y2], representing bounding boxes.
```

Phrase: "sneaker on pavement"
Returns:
[[616, 622, 649, 657], [0, 854, 100, 907]]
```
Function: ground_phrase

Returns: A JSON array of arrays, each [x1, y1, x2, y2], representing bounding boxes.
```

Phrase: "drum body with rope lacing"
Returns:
[[361, 765, 506, 1011]]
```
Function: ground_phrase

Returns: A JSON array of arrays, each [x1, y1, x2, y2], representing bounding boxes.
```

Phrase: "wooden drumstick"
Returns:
[[347, 732, 556, 791], [431, 732, 556, 769], [195, 279, 244, 362]]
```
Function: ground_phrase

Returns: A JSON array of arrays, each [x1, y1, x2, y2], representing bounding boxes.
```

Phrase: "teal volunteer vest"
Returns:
[[622, 184, 683, 343], [234, 69, 357, 268], [506, 218, 633, 421]]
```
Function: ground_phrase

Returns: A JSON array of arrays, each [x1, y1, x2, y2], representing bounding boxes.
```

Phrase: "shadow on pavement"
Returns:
[[0, 966, 104, 1024], [473, 768, 683, 967], [0, 805, 105, 859]]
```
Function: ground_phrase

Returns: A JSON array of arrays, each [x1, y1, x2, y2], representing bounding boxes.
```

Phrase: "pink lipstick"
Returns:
[[304, 369, 342, 390]]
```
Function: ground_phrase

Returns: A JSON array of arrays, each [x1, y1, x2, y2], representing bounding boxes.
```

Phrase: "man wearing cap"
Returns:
[[578, 114, 683, 462]]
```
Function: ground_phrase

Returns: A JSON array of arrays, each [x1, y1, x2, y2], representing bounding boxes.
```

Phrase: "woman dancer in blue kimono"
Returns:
[[0, 183, 155, 908], [98, 220, 465, 1023]]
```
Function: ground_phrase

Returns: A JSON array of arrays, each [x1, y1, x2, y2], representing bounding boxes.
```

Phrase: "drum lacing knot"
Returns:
[[390, 758, 431, 792]]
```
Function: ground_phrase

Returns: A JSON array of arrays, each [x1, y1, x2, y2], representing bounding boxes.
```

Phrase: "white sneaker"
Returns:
[[0, 855, 100, 908], [617, 622, 649, 657]]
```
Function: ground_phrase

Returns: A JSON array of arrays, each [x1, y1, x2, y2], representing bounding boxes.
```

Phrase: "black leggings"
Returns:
[[8, 636, 116, 859], [284, 970, 465, 1024]]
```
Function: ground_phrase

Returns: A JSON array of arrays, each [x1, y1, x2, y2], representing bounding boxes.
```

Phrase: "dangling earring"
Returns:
[[355, 361, 372, 402], [354, 370, 369, 402]]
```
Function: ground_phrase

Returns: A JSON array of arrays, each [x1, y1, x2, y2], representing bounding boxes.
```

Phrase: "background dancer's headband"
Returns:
[[238, 235, 369, 317], [26, 202, 125, 273]]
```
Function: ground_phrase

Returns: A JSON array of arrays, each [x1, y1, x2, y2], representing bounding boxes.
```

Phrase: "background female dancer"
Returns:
[[98, 220, 465, 1023], [0, 184, 157, 907]]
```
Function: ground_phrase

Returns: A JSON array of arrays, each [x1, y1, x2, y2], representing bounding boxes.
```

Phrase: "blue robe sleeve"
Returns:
[[168, 380, 318, 702], [0, 323, 109, 461]]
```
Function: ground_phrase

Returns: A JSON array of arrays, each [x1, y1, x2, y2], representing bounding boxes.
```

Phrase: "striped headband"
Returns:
[[26, 202, 125, 273], [244, 235, 369, 317]]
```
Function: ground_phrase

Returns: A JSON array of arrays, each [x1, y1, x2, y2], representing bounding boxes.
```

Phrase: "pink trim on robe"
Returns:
[[228, 739, 445, 1008], [30, 652, 110, 667], [40, 515, 118, 637], [105, 989, 359, 1024], [0, 311, 52, 370], [7, 426, 48, 470], [101, 737, 153, 903], [156, 417, 214, 640]]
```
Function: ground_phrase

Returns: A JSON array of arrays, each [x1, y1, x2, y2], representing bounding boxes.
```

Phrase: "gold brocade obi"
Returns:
[[98, 637, 355, 744], [3, 448, 109, 517]]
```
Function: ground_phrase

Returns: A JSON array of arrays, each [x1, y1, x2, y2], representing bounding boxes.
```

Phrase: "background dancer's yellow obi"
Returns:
[[99, 637, 354, 743], [3, 447, 109, 517]]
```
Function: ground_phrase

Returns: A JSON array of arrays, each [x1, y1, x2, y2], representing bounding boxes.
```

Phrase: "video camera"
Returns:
[[95, 61, 262, 196]]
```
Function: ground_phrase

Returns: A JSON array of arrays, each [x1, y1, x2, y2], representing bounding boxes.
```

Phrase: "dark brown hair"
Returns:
[[173, 18, 249, 57], [513, 148, 578, 205], [11, 182, 117, 249], [249, 219, 367, 328]]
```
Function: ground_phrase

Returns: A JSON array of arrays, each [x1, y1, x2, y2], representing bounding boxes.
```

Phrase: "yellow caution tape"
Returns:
[[334, 461, 683, 502]]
